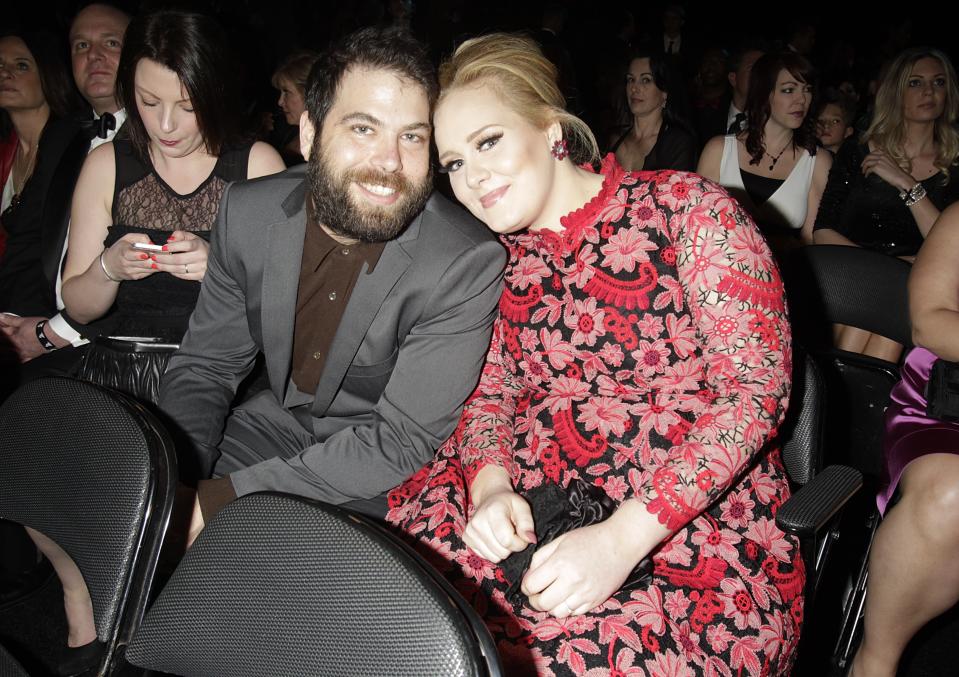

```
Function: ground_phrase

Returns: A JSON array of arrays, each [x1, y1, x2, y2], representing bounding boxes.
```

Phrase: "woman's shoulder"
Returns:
[[246, 141, 286, 179]]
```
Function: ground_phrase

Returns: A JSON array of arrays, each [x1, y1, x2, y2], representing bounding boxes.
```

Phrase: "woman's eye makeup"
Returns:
[[477, 133, 502, 152], [437, 159, 462, 174]]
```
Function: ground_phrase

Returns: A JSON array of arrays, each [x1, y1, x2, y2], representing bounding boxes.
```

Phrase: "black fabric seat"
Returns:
[[785, 244, 913, 669], [0, 377, 177, 675], [127, 493, 502, 677], [775, 354, 862, 646]]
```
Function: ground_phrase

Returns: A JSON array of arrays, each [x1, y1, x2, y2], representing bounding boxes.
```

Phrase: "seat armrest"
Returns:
[[776, 464, 863, 538]]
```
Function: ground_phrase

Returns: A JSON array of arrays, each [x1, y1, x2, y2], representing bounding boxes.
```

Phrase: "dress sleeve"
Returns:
[[637, 175, 792, 532], [813, 140, 861, 234], [458, 317, 524, 488]]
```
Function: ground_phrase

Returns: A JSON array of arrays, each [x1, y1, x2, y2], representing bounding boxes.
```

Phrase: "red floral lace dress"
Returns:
[[387, 156, 802, 676]]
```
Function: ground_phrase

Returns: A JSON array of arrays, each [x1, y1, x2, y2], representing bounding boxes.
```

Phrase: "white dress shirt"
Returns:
[[47, 108, 127, 346]]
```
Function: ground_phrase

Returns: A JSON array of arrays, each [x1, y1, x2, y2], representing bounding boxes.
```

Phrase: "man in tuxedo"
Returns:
[[158, 28, 505, 535], [0, 2, 129, 368]]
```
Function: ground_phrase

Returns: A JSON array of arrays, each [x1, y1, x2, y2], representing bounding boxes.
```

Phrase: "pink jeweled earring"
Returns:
[[551, 139, 569, 161]]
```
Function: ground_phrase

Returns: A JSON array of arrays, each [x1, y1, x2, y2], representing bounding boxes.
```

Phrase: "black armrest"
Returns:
[[776, 464, 863, 538]]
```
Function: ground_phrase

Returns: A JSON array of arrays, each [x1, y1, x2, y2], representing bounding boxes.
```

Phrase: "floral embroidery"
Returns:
[[387, 157, 800, 675]]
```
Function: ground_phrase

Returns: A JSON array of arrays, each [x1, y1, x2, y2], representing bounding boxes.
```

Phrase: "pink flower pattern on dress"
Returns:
[[387, 156, 801, 675]]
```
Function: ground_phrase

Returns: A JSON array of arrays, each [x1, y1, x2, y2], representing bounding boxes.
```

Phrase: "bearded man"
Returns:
[[158, 27, 505, 535]]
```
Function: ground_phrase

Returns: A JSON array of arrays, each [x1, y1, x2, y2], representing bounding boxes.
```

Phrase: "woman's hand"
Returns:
[[101, 233, 159, 281], [463, 487, 536, 564], [521, 519, 646, 618], [861, 150, 915, 193], [151, 230, 210, 281]]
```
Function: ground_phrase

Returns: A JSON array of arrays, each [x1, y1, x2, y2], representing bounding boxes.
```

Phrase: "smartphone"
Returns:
[[133, 242, 163, 251]]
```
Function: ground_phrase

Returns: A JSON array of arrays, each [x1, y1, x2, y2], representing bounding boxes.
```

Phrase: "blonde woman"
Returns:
[[271, 50, 318, 162], [388, 33, 800, 675], [814, 47, 959, 361]]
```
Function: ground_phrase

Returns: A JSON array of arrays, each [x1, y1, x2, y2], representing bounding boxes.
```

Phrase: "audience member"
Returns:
[[699, 51, 831, 255], [610, 51, 697, 171], [725, 42, 766, 135], [814, 47, 959, 362], [388, 33, 801, 675], [157, 26, 504, 542], [654, 4, 697, 78], [784, 20, 816, 59], [0, 4, 130, 381], [814, 88, 855, 153], [688, 45, 729, 143], [28, 10, 285, 673], [852, 203, 959, 677], [0, 31, 83, 368], [271, 50, 318, 164], [61, 10, 284, 403]]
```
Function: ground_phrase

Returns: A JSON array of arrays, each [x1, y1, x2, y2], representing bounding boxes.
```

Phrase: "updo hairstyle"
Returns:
[[439, 33, 599, 165]]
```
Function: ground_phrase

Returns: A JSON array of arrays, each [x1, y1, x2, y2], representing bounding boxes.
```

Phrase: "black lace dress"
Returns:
[[104, 139, 251, 341], [77, 139, 251, 402]]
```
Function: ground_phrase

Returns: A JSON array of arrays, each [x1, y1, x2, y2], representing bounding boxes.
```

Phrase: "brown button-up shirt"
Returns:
[[291, 212, 384, 394]]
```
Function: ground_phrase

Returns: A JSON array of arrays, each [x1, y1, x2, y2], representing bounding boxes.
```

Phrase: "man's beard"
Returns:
[[307, 140, 433, 243]]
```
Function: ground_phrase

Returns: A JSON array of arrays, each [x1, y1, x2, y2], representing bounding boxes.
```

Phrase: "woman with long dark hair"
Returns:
[[60, 10, 284, 402], [699, 51, 831, 254], [0, 31, 80, 310], [609, 50, 697, 171], [32, 11, 283, 673]]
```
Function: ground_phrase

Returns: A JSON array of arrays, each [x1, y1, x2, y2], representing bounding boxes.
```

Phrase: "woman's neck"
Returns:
[[762, 118, 794, 154], [632, 110, 664, 139], [8, 104, 51, 152], [903, 119, 937, 157], [530, 160, 606, 233]]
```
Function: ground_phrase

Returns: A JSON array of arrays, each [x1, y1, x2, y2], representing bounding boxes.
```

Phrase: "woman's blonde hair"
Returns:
[[438, 33, 599, 164], [864, 47, 959, 182], [271, 50, 320, 93]]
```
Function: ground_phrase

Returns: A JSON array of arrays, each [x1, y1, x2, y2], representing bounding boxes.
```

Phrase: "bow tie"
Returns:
[[83, 112, 116, 140], [727, 112, 747, 135]]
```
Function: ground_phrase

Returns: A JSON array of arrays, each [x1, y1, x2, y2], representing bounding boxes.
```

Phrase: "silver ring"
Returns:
[[184, 264, 189, 274]]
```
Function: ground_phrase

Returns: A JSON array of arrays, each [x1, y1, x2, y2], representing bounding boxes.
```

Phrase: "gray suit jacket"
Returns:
[[158, 165, 505, 503]]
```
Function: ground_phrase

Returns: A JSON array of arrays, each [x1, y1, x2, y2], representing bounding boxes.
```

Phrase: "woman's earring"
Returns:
[[551, 139, 569, 161]]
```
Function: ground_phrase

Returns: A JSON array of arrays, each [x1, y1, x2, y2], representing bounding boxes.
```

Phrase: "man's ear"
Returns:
[[299, 111, 315, 161], [728, 71, 737, 90], [844, 125, 854, 140]]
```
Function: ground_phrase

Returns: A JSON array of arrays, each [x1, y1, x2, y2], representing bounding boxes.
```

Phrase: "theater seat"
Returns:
[[785, 244, 912, 669], [775, 352, 862, 656], [0, 377, 177, 676], [127, 493, 502, 677]]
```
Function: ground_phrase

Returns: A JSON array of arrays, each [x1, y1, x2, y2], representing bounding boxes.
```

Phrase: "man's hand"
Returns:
[[0, 315, 68, 362]]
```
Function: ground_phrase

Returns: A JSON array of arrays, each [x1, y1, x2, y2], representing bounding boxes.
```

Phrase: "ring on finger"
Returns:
[[184, 264, 189, 274], [556, 601, 573, 616]]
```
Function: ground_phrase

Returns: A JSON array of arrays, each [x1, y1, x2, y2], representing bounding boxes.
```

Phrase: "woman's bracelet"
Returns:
[[99, 251, 122, 282], [899, 182, 927, 207], [35, 320, 57, 351]]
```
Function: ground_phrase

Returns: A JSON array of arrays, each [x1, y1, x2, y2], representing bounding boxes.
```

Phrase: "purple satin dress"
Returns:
[[878, 346, 959, 514]]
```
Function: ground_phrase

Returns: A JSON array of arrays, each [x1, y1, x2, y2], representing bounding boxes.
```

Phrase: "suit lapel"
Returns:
[[262, 180, 308, 395], [311, 214, 421, 416]]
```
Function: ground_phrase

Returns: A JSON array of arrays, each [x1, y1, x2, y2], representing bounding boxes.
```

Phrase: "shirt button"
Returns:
[[328, 291, 337, 301], [341, 248, 350, 256], [312, 351, 322, 360]]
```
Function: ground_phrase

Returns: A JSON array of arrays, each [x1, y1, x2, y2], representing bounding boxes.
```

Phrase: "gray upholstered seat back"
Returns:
[[0, 377, 157, 640], [128, 492, 500, 677]]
